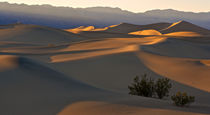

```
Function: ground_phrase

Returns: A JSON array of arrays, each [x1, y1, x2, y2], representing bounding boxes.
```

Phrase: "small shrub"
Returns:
[[128, 74, 155, 97], [171, 92, 195, 106], [155, 78, 172, 99]]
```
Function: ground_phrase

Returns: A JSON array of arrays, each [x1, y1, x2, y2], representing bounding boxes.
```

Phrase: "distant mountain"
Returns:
[[0, 2, 210, 29]]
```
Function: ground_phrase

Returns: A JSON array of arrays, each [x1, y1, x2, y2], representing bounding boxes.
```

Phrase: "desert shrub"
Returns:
[[171, 92, 195, 106], [155, 78, 172, 99], [128, 74, 155, 97]]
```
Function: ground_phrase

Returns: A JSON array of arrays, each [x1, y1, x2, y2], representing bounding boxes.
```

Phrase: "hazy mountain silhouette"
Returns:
[[0, 2, 210, 29]]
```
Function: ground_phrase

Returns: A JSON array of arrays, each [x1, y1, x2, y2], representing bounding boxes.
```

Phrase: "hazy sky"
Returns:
[[1, 0, 210, 13]]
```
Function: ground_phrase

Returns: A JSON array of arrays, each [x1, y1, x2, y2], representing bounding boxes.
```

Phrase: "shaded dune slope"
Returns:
[[103, 22, 170, 34], [141, 38, 210, 58], [0, 24, 84, 44], [0, 55, 104, 115]]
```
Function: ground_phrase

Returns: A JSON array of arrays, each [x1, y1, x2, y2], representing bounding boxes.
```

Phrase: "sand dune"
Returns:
[[129, 29, 162, 36], [51, 45, 139, 62], [2, 55, 209, 115], [65, 24, 121, 34], [160, 21, 210, 35], [65, 26, 95, 33], [164, 31, 202, 37], [141, 38, 210, 58], [0, 55, 106, 115], [78, 31, 140, 39], [103, 22, 170, 33], [1, 22, 210, 115], [138, 51, 210, 92], [0, 24, 84, 44], [0, 37, 163, 55], [47, 36, 210, 105]]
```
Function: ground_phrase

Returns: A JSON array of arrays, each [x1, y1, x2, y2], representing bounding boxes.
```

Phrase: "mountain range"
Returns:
[[0, 2, 210, 29]]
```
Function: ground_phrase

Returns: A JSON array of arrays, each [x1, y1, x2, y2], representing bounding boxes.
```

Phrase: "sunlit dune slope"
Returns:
[[164, 31, 202, 37], [0, 24, 84, 44], [129, 29, 162, 36], [65, 24, 122, 34], [65, 26, 95, 33]]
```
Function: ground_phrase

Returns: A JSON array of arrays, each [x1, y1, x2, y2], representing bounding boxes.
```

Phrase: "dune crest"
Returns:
[[161, 21, 183, 31]]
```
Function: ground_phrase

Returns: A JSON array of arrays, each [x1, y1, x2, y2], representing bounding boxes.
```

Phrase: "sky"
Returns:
[[0, 0, 210, 13]]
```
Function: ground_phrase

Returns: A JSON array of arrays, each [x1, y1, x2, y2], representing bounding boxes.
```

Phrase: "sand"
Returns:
[[65, 26, 95, 33], [129, 29, 162, 36], [0, 24, 85, 44], [160, 21, 210, 35], [0, 21, 210, 115]]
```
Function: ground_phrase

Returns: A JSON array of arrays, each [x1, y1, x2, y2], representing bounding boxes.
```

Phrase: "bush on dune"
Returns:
[[128, 74, 172, 99], [128, 74, 155, 97], [155, 78, 172, 99], [171, 92, 195, 107]]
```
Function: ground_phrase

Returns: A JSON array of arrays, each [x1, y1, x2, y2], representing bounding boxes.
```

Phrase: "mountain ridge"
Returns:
[[0, 2, 210, 29]]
